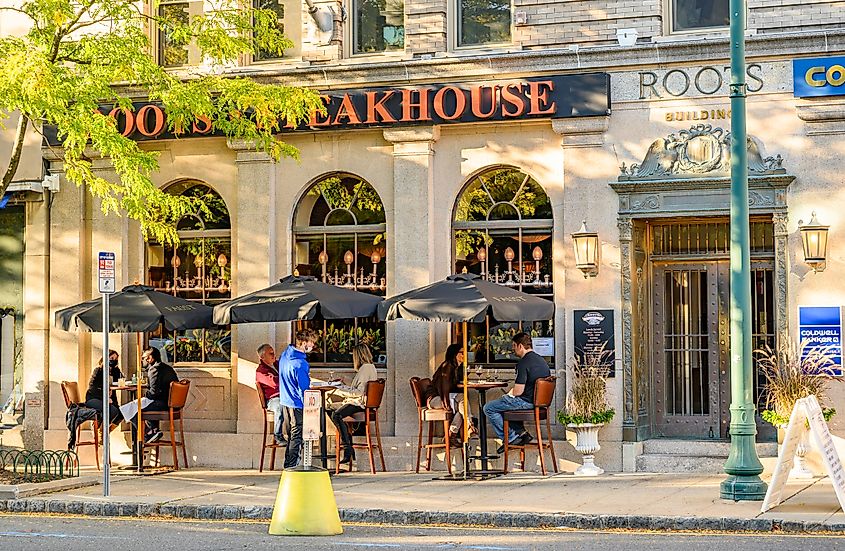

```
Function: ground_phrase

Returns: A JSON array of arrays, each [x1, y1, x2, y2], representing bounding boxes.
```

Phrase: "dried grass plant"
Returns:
[[557, 344, 615, 425], [756, 340, 838, 427]]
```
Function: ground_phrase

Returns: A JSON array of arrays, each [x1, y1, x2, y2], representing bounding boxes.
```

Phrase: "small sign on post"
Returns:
[[302, 390, 322, 468], [761, 395, 845, 513], [98, 252, 115, 294]]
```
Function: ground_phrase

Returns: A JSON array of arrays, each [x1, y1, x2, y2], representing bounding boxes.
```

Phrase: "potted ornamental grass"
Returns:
[[557, 345, 615, 476], [756, 340, 838, 478]]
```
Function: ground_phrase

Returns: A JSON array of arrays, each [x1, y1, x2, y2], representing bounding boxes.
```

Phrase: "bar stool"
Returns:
[[256, 387, 284, 472], [502, 376, 558, 475], [60, 381, 100, 470], [409, 377, 460, 474], [334, 378, 387, 474], [142, 379, 190, 469]]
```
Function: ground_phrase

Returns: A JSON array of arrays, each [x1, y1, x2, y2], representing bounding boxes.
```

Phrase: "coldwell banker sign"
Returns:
[[793, 56, 845, 98], [44, 73, 610, 144], [798, 306, 843, 376]]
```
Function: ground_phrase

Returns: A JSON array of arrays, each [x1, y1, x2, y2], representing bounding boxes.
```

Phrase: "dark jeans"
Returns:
[[330, 404, 364, 453], [283, 407, 304, 468], [84, 398, 122, 425]]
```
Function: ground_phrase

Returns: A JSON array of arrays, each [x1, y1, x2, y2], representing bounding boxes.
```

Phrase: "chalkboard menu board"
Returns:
[[573, 309, 615, 377]]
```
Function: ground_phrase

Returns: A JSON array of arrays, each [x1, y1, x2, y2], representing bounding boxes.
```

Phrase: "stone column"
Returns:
[[227, 140, 278, 436], [382, 127, 439, 438], [772, 211, 789, 339]]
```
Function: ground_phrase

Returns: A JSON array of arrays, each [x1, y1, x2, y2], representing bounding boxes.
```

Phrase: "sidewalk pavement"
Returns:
[[2, 469, 844, 534]]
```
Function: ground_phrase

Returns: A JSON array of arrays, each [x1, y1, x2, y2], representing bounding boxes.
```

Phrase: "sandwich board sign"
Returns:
[[761, 395, 845, 513]]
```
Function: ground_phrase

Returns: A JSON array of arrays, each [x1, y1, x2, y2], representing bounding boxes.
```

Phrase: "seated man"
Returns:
[[255, 343, 287, 445], [483, 332, 551, 454], [121, 346, 178, 444]]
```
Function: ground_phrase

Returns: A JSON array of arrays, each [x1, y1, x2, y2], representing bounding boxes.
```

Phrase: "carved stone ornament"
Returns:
[[619, 124, 786, 180]]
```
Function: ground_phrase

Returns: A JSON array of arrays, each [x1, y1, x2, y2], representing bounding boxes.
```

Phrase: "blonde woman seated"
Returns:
[[328, 344, 378, 464], [424, 344, 477, 448]]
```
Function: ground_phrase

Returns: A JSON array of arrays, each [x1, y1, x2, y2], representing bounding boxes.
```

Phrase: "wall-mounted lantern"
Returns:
[[799, 212, 830, 273], [571, 220, 600, 278]]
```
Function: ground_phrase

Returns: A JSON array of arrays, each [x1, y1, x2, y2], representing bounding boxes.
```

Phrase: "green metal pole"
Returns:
[[721, 0, 767, 501]]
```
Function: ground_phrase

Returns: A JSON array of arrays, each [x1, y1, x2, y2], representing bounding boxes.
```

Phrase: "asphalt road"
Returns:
[[0, 514, 842, 550]]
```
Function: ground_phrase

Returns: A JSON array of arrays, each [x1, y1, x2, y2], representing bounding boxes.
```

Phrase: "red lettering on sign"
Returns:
[[309, 95, 333, 127], [365, 91, 397, 123], [528, 81, 556, 115], [333, 94, 362, 125], [501, 84, 526, 117], [192, 115, 213, 134], [136, 105, 165, 137], [108, 107, 135, 137], [470, 85, 498, 119], [401, 89, 432, 122], [433, 86, 466, 121]]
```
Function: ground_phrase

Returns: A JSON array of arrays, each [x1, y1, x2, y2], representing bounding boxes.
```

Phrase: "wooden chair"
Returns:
[[502, 376, 558, 475], [257, 387, 284, 472], [409, 377, 460, 475], [334, 378, 387, 474], [60, 381, 100, 470], [141, 379, 190, 470]]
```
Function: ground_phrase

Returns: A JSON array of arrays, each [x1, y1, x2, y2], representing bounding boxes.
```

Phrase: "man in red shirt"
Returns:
[[256, 344, 286, 445]]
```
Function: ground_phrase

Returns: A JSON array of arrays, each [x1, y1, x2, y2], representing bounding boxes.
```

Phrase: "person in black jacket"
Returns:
[[84, 349, 123, 427], [123, 346, 179, 444]]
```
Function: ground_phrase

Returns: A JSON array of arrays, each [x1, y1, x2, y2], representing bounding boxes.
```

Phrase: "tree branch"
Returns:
[[0, 114, 29, 198]]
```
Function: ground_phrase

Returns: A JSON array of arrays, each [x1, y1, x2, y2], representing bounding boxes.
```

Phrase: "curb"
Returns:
[[0, 476, 100, 500], [1, 498, 843, 534]]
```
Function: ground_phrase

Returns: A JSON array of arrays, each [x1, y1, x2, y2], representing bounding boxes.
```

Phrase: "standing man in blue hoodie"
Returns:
[[278, 329, 319, 468]]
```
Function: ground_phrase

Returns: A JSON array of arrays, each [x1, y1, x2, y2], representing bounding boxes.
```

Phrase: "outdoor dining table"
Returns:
[[459, 380, 508, 476], [309, 384, 338, 469]]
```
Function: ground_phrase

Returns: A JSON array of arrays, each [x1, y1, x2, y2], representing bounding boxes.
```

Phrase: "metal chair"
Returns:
[[502, 376, 558, 475], [334, 378, 387, 474], [257, 387, 284, 472], [61, 381, 101, 470], [141, 379, 190, 469], [409, 377, 460, 475]]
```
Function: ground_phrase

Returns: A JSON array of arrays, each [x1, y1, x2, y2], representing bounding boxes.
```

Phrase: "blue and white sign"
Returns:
[[794, 56, 845, 98], [98, 251, 115, 294], [798, 306, 843, 376]]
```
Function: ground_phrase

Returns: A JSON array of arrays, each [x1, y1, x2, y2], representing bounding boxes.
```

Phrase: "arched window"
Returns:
[[145, 181, 231, 365], [293, 173, 387, 367], [452, 166, 554, 364]]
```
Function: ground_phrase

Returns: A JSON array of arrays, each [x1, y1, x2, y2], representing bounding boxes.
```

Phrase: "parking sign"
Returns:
[[98, 251, 115, 294]]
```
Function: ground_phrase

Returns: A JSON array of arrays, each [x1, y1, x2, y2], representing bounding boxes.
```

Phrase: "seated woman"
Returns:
[[84, 349, 124, 428], [425, 343, 477, 447], [328, 344, 378, 464]]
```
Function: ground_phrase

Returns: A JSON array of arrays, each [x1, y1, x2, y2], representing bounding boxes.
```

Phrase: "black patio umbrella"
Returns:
[[55, 284, 215, 333], [55, 284, 216, 472], [212, 274, 382, 325], [378, 272, 554, 478], [377, 273, 554, 323]]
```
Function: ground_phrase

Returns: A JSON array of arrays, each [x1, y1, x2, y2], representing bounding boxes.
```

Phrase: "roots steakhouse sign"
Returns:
[[44, 73, 610, 144]]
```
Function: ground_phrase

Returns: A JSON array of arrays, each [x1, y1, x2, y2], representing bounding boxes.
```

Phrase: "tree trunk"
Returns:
[[0, 113, 29, 197]]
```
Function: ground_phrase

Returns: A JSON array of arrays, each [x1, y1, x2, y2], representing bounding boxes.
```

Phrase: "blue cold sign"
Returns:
[[794, 56, 845, 98], [798, 306, 843, 376]]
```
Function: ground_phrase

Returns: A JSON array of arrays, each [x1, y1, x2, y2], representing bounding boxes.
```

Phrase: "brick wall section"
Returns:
[[512, 0, 661, 48], [405, 0, 448, 56], [749, 0, 845, 34]]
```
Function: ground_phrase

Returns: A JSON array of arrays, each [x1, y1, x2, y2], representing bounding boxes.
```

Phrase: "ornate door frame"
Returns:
[[611, 124, 794, 442]]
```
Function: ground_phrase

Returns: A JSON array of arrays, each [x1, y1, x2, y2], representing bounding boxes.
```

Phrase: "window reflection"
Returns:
[[146, 182, 231, 365], [458, 0, 511, 47], [294, 173, 387, 367], [354, 0, 405, 54], [672, 0, 729, 32]]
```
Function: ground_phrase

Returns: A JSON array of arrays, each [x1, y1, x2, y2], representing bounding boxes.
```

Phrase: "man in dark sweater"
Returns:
[[483, 332, 551, 453], [126, 346, 179, 444]]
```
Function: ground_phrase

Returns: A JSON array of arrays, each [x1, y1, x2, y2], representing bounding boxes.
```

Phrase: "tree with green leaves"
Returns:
[[0, 0, 323, 244]]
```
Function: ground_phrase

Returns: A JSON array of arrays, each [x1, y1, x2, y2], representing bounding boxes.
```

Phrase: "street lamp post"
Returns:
[[721, 0, 767, 501]]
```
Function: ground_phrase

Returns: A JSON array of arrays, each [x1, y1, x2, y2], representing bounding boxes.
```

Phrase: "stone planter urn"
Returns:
[[778, 424, 814, 479], [567, 423, 605, 476]]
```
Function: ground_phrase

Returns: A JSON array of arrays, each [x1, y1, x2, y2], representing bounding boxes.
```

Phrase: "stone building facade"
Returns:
[[4, 1, 845, 472]]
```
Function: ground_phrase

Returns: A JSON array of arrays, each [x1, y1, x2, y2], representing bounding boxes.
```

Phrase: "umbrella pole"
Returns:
[[462, 322, 470, 479], [136, 333, 143, 472]]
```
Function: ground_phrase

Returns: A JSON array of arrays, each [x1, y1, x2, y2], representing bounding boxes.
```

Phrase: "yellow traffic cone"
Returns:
[[268, 467, 343, 536]]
